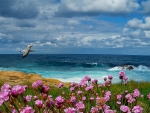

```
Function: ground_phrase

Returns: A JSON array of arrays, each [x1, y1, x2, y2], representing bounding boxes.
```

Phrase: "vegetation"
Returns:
[[0, 71, 150, 113]]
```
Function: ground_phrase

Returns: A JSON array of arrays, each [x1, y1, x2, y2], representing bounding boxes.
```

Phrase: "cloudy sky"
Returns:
[[0, 0, 150, 55]]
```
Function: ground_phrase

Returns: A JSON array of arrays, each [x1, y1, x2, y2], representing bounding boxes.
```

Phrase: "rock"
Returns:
[[0, 71, 70, 87], [120, 65, 135, 70]]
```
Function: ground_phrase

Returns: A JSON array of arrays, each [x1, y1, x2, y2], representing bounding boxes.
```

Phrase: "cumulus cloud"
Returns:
[[1, 0, 150, 54], [141, 0, 150, 15], [55, 0, 140, 17], [126, 17, 150, 30]]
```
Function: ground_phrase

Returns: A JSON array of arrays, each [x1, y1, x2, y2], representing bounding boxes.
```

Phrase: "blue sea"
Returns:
[[0, 54, 150, 83]]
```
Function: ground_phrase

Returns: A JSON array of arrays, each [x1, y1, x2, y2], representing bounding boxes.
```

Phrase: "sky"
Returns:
[[0, 0, 150, 55]]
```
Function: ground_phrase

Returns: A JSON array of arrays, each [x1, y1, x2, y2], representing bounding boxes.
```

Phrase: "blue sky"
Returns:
[[0, 0, 150, 55]]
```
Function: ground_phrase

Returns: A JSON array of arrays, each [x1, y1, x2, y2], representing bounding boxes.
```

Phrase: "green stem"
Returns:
[[3, 103, 11, 113]]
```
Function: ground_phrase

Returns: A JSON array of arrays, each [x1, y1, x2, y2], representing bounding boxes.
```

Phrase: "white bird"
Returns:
[[20, 44, 34, 58]]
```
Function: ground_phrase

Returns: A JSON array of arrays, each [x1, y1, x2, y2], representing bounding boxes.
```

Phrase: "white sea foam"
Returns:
[[134, 65, 150, 72], [108, 66, 121, 71], [86, 62, 98, 65], [108, 65, 150, 72], [55, 75, 121, 83]]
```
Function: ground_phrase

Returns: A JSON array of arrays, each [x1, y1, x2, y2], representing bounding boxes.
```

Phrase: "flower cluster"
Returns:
[[0, 71, 149, 113]]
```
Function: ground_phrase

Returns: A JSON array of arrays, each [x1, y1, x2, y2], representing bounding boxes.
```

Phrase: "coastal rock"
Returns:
[[0, 71, 70, 87], [119, 65, 135, 70]]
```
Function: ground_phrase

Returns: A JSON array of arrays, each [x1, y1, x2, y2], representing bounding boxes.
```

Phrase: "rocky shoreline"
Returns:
[[0, 71, 70, 87]]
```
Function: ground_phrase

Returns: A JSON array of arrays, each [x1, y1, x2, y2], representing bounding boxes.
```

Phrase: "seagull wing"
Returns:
[[29, 50, 35, 52]]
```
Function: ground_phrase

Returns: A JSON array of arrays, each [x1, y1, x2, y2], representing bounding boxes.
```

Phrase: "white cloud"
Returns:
[[131, 29, 141, 36], [144, 31, 150, 38], [126, 17, 150, 30], [141, 0, 150, 14], [140, 42, 149, 46], [67, 20, 80, 25], [55, 0, 140, 17]]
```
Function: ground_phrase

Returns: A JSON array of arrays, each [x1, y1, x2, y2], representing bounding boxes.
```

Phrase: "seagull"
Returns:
[[20, 44, 34, 58]]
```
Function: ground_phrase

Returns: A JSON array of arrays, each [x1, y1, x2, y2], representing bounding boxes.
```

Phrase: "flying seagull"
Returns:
[[20, 44, 34, 58]]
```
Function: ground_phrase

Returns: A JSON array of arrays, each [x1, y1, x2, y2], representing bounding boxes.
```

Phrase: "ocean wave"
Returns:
[[108, 65, 150, 72], [82, 62, 98, 68], [134, 65, 150, 72], [37, 61, 103, 68]]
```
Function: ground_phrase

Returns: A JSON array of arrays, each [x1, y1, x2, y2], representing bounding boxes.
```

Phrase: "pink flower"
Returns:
[[64, 107, 76, 113], [36, 80, 42, 86], [108, 75, 113, 80], [35, 100, 43, 108], [105, 91, 111, 97], [93, 79, 98, 84], [20, 106, 35, 113], [55, 96, 64, 104], [119, 71, 125, 76], [123, 76, 128, 81], [32, 80, 42, 89], [147, 93, 150, 99], [120, 105, 130, 113], [119, 71, 125, 79], [104, 96, 110, 102], [76, 101, 85, 112], [11, 85, 26, 96], [125, 94, 132, 99], [70, 96, 76, 104], [32, 82, 38, 88], [77, 90, 82, 95], [46, 98, 54, 109], [125, 93, 136, 103], [80, 79, 87, 86], [12, 109, 17, 113], [98, 84, 103, 88], [104, 109, 116, 113], [58, 83, 63, 88], [82, 96, 86, 101], [0, 91, 9, 102], [117, 101, 121, 105], [117, 94, 122, 100], [71, 82, 76, 87], [70, 87, 75, 91], [34, 96, 38, 101], [24, 95, 32, 102], [0, 94, 4, 106], [1, 83, 11, 93], [42, 85, 50, 93], [132, 105, 143, 113], [133, 89, 140, 98], [55, 95, 64, 108], [85, 85, 94, 91], [84, 76, 91, 81], [104, 77, 107, 81], [90, 107, 99, 113], [90, 97, 95, 101]]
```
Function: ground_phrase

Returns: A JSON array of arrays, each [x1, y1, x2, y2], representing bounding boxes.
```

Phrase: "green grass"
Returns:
[[0, 79, 150, 112]]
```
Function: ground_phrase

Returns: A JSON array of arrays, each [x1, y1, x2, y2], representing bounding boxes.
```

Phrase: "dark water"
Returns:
[[0, 54, 150, 83]]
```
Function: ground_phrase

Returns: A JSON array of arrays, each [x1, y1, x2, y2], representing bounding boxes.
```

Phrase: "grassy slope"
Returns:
[[0, 79, 150, 112]]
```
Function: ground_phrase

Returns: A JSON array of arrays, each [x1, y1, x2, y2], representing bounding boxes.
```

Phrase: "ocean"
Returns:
[[0, 54, 150, 83]]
